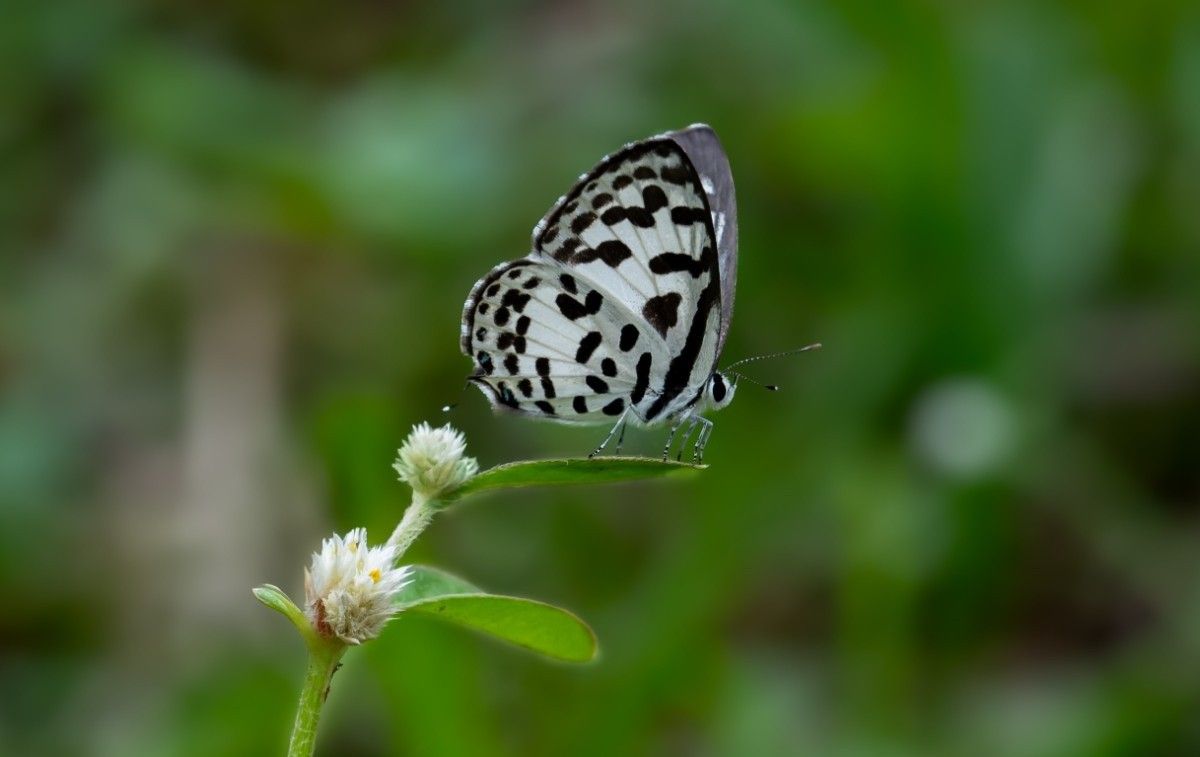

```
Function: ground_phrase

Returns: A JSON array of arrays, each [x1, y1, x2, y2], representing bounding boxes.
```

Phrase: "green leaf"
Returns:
[[444, 456, 703, 502], [396, 566, 597, 662], [397, 593, 597, 663], [396, 565, 481, 604]]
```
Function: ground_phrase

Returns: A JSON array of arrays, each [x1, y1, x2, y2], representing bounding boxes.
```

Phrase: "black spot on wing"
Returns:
[[522, 276, 540, 289], [613, 175, 633, 190], [497, 332, 513, 350], [642, 292, 682, 338], [625, 207, 655, 228], [631, 351, 652, 403], [494, 306, 510, 326], [573, 396, 588, 414], [571, 240, 631, 267], [515, 316, 530, 335], [600, 357, 617, 377], [504, 353, 519, 375], [671, 206, 708, 225], [556, 289, 603, 320], [602, 398, 625, 416], [644, 276, 721, 421], [501, 289, 531, 313], [641, 185, 668, 213], [597, 186, 665, 229], [535, 400, 556, 415], [517, 378, 533, 397], [660, 164, 692, 185], [553, 238, 581, 263], [591, 193, 613, 209], [619, 324, 639, 352], [575, 331, 602, 363], [571, 212, 596, 234], [540, 377, 556, 398], [559, 274, 578, 294], [600, 206, 626, 226], [535, 357, 550, 376], [649, 245, 715, 278], [476, 352, 494, 375], [586, 375, 609, 394], [633, 165, 656, 180]]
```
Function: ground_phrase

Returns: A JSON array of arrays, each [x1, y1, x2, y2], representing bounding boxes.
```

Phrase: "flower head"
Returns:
[[393, 422, 479, 500], [304, 528, 411, 644]]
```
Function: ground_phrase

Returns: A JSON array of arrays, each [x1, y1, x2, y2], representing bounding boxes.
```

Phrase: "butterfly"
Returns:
[[459, 124, 745, 463]]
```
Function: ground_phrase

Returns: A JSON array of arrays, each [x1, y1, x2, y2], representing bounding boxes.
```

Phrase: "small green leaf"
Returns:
[[253, 583, 302, 619], [445, 456, 703, 502], [396, 565, 481, 604], [253, 584, 322, 649], [397, 592, 597, 663]]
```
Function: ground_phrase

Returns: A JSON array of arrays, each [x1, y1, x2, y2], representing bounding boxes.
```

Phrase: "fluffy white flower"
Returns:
[[393, 422, 479, 500], [304, 528, 411, 644]]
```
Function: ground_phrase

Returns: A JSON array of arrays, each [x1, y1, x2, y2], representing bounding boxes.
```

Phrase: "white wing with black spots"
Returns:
[[460, 124, 737, 428], [532, 136, 717, 358], [461, 259, 669, 424]]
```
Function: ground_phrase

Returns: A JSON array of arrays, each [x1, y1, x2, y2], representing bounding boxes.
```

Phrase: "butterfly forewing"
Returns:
[[462, 124, 735, 426]]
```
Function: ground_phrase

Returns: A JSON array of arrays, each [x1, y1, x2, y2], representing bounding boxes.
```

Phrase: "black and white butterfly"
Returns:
[[460, 124, 744, 463]]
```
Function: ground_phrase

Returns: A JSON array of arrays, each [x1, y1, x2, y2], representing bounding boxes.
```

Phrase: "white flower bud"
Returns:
[[393, 422, 479, 500], [304, 528, 411, 645]]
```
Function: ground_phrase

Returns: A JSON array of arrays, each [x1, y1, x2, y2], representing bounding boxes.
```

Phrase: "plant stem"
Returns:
[[287, 641, 346, 757], [386, 494, 437, 559]]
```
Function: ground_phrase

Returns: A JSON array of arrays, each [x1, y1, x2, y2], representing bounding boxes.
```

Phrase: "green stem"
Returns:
[[287, 640, 346, 757], [386, 494, 438, 559]]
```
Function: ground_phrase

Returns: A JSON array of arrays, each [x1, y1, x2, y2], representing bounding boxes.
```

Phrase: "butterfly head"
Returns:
[[704, 371, 737, 412]]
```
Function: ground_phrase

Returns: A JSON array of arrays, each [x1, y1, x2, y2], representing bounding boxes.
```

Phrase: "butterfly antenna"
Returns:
[[722, 342, 822, 373], [442, 380, 473, 413], [728, 372, 780, 391]]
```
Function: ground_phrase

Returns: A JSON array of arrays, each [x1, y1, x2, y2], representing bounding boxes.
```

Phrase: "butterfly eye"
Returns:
[[710, 374, 728, 404]]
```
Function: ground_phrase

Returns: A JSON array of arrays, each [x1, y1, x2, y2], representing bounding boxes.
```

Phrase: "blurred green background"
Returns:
[[3, 0, 1200, 754]]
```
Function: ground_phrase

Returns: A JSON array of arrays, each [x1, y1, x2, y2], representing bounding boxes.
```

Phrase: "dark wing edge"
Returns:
[[665, 125, 738, 357]]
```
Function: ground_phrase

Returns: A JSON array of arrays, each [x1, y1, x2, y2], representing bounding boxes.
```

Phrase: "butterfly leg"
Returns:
[[589, 408, 630, 458], [615, 418, 628, 455], [692, 416, 714, 464], [661, 417, 686, 462], [675, 416, 701, 462]]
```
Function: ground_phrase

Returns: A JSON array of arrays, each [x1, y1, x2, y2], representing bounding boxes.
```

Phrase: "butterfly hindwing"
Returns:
[[461, 260, 669, 423]]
